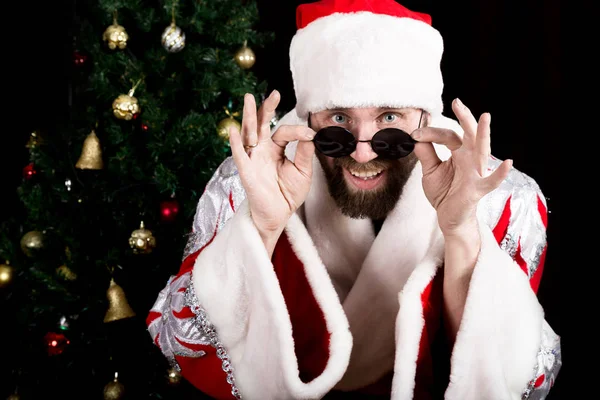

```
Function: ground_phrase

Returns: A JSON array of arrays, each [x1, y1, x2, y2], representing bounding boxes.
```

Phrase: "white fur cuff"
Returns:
[[191, 200, 352, 399], [445, 221, 545, 400]]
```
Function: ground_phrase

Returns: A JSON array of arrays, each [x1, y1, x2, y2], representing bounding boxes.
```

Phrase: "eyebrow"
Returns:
[[325, 107, 407, 113], [375, 107, 407, 112]]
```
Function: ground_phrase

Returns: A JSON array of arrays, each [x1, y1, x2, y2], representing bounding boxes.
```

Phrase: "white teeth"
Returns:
[[349, 169, 382, 178]]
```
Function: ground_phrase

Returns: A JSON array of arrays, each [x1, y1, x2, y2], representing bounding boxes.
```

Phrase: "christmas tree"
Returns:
[[0, 0, 272, 398]]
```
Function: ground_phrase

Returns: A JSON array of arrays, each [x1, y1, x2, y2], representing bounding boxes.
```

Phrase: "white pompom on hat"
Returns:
[[289, 0, 445, 120]]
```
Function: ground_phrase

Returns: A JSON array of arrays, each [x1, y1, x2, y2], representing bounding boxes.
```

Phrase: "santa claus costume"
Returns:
[[146, 1, 562, 399]]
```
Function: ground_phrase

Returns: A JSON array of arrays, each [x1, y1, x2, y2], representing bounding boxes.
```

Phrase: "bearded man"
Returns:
[[146, 1, 561, 399]]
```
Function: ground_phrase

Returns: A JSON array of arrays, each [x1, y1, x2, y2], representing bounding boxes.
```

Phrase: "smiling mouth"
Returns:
[[348, 168, 383, 180], [343, 167, 386, 190]]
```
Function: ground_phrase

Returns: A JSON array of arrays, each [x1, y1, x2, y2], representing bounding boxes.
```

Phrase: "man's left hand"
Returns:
[[410, 98, 512, 238]]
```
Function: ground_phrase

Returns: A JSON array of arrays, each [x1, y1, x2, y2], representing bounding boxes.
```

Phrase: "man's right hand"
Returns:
[[229, 90, 316, 256]]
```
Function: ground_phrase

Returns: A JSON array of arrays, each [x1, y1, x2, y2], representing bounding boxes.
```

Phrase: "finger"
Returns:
[[293, 140, 315, 177], [257, 90, 281, 141], [411, 127, 462, 151], [242, 93, 258, 147], [480, 159, 512, 194], [452, 98, 478, 148], [476, 112, 491, 175], [271, 125, 315, 150], [228, 123, 250, 171], [412, 142, 441, 176]]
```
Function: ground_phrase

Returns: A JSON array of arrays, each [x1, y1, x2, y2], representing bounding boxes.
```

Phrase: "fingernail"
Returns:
[[483, 112, 491, 125], [411, 129, 422, 139], [455, 98, 464, 108]]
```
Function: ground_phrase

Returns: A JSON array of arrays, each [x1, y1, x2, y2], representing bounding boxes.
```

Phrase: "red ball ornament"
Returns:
[[44, 332, 70, 356], [141, 123, 149, 132], [23, 163, 37, 180], [160, 199, 180, 222], [73, 51, 88, 67]]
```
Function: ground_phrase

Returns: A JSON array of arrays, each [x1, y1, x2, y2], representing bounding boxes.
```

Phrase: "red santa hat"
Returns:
[[289, 0, 444, 119]]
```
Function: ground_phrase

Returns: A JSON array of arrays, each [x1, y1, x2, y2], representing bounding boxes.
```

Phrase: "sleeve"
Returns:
[[146, 156, 353, 400], [146, 157, 247, 400], [443, 161, 562, 400]]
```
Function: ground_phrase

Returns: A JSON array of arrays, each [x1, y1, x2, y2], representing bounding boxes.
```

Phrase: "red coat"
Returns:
[[147, 112, 561, 400]]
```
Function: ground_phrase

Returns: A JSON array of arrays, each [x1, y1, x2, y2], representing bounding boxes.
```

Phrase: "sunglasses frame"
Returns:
[[308, 110, 424, 159]]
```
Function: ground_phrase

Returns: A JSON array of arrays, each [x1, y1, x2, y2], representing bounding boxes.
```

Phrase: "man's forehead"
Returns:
[[314, 106, 414, 115]]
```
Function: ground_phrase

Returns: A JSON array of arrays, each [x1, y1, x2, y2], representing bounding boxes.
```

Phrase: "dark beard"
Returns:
[[317, 152, 418, 220]]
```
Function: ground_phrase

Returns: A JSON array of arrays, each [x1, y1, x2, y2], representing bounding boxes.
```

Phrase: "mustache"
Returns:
[[334, 157, 393, 173]]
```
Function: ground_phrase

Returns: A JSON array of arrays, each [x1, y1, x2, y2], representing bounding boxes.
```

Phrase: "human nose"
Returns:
[[350, 124, 378, 163]]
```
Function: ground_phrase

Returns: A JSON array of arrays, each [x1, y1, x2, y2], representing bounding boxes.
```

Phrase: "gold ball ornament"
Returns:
[[128, 221, 156, 254], [161, 22, 186, 53], [20, 230, 45, 257], [103, 23, 129, 50], [103, 372, 125, 400], [234, 41, 256, 69], [112, 89, 141, 120], [0, 261, 14, 288], [217, 116, 241, 141], [167, 366, 183, 385]]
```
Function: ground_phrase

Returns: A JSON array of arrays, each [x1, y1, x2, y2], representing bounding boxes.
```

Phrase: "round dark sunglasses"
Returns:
[[310, 111, 422, 159]]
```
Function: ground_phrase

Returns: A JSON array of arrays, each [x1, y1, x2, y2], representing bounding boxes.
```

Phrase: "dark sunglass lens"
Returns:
[[372, 128, 416, 159], [314, 127, 356, 157]]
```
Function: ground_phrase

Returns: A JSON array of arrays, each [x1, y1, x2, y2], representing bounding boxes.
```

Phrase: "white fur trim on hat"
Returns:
[[290, 12, 444, 119]]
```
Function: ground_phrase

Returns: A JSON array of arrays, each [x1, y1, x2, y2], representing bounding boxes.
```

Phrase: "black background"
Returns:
[[4, 0, 564, 398]]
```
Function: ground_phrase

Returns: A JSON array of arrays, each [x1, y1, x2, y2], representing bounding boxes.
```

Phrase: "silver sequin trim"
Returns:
[[147, 274, 211, 368], [499, 233, 518, 259], [478, 156, 547, 278], [183, 157, 246, 260], [521, 321, 562, 400], [184, 276, 242, 399]]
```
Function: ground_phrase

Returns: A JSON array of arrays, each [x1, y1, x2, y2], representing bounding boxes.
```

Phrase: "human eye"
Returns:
[[330, 114, 347, 124], [381, 113, 398, 123]]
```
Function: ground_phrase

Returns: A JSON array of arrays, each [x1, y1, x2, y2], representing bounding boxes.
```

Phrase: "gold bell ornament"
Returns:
[[26, 130, 43, 149], [217, 107, 241, 141], [56, 265, 77, 281], [234, 40, 256, 69], [103, 278, 136, 323], [75, 129, 104, 170], [103, 11, 129, 50], [112, 79, 141, 120], [128, 221, 156, 254], [56, 264, 77, 281], [20, 230, 45, 257], [56, 247, 77, 281], [103, 372, 126, 400]]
